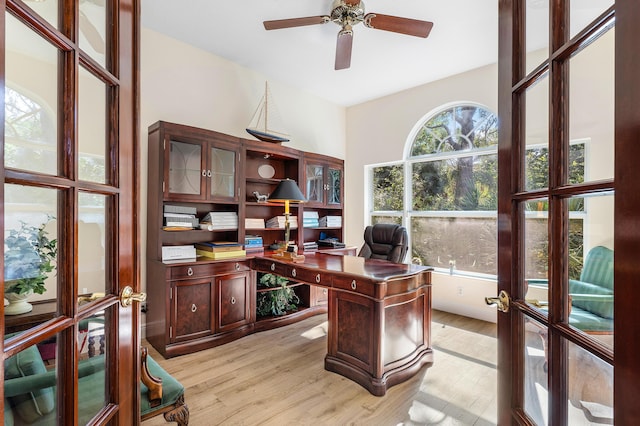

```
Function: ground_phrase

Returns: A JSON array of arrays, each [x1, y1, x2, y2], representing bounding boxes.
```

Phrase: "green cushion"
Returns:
[[4, 344, 55, 423], [140, 355, 185, 416], [569, 279, 614, 319], [579, 246, 613, 291], [4, 399, 14, 426], [569, 305, 614, 332]]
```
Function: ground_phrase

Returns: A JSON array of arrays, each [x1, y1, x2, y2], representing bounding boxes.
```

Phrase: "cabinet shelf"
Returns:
[[256, 282, 305, 293]]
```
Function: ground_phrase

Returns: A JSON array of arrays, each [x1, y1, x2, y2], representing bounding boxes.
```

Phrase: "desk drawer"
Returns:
[[171, 261, 249, 280], [252, 258, 289, 277], [332, 276, 376, 298], [288, 266, 330, 286]]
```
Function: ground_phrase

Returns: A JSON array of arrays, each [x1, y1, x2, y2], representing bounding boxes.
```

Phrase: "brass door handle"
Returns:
[[485, 290, 510, 313], [119, 286, 147, 307]]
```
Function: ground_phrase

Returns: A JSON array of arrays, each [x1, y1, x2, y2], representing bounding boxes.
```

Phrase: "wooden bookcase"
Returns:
[[145, 121, 348, 357]]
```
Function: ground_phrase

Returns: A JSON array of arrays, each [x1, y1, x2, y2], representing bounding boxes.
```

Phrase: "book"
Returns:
[[164, 204, 197, 215], [162, 245, 196, 262], [196, 249, 246, 260], [245, 218, 266, 229], [194, 242, 243, 253]]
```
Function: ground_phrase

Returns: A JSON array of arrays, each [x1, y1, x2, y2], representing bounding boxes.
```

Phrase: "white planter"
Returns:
[[4, 290, 34, 315]]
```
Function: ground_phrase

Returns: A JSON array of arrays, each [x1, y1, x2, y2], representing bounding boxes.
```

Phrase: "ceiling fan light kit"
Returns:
[[263, 0, 434, 70]]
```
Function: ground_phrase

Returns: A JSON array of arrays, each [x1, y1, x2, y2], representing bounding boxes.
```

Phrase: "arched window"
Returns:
[[367, 103, 586, 277]]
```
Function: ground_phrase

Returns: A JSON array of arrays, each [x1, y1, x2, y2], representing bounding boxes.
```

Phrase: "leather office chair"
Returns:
[[357, 223, 408, 264]]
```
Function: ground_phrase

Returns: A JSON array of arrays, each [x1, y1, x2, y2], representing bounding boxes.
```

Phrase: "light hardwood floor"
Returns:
[[142, 310, 497, 426]]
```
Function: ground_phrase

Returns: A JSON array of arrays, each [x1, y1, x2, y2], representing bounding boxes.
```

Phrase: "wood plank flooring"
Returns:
[[142, 310, 497, 426]]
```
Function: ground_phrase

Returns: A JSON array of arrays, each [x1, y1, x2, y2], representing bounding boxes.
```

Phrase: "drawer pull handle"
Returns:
[[207, 170, 212, 178], [202, 170, 206, 177], [291, 269, 297, 278], [351, 280, 357, 290], [270, 263, 275, 271], [187, 267, 194, 277], [316, 274, 321, 283], [323, 289, 328, 295], [235, 263, 240, 271], [191, 304, 197, 313], [231, 297, 236, 305]]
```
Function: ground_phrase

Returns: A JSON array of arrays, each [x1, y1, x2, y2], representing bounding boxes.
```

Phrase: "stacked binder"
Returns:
[[201, 212, 238, 230], [319, 215, 342, 227], [266, 216, 298, 229]]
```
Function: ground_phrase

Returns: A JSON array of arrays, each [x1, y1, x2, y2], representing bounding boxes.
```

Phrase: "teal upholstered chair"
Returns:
[[3, 344, 188, 425], [527, 245, 613, 333]]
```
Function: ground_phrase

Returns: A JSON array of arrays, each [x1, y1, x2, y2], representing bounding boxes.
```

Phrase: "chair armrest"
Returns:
[[569, 293, 614, 303], [141, 347, 163, 407]]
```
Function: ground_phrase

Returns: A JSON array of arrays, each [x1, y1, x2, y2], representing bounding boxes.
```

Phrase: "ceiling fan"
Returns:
[[263, 0, 434, 70]]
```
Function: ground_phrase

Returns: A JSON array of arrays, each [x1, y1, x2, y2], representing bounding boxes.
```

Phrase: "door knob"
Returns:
[[119, 286, 147, 307], [485, 290, 510, 313]]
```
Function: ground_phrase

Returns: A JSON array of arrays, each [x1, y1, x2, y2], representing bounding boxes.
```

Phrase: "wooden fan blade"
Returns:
[[79, 10, 105, 54], [364, 13, 433, 38], [335, 29, 353, 70], [264, 16, 330, 30]]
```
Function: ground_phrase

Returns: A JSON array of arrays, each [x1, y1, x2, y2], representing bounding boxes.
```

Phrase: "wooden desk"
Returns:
[[251, 253, 433, 396]]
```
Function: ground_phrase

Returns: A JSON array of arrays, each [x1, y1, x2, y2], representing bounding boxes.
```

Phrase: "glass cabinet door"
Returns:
[[327, 167, 342, 206], [210, 146, 236, 198], [306, 164, 324, 204], [168, 140, 203, 196]]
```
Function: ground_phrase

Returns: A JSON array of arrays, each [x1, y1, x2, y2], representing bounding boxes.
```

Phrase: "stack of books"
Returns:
[[244, 235, 264, 255], [162, 245, 196, 263], [302, 211, 319, 228], [195, 241, 246, 260], [163, 205, 198, 230], [302, 241, 318, 252], [266, 216, 298, 229], [201, 212, 238, 230], [319, 215, 342, 227], [245, 218, 266, 229]]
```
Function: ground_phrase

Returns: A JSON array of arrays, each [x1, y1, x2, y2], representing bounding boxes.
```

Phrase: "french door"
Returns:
[[1, 0, 140, 424], [498, 0, 640, 423]]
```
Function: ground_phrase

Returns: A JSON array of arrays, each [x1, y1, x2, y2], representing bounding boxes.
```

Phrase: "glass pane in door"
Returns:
[[524, 198, 549, 307], [4, 334, 61, 424], [169, 140, 202, 195], [569, 27, 614, 183], [524, 75, 549, 192], [567, 340, 613, 424], [327, 168, 341, 205], [4, 185, 58, 327], [78, 192, 108, 301], [525, 0, 549, 75], [567, 192, 614, 350], [210, 147, 235, 198], [306, 165, 324, 204], [524, 316, 549, 425], [570, 1, 614, 39], [79, 66, 107, 184], [79, 0, 107, 67], [5, 14, 58, 175], [77, 308, 111, 424], [21, 0, 59, 30]]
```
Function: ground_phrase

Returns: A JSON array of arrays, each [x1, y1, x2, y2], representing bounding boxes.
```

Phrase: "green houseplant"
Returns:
[[256, 273, 300, 317], [4, 220, 57, 315]]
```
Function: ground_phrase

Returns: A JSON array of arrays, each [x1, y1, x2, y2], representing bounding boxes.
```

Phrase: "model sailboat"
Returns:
[[246, 82, 290, 143]]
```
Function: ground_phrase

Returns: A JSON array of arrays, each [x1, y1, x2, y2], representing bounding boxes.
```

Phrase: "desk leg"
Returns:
[[325, 286, 433, 396]]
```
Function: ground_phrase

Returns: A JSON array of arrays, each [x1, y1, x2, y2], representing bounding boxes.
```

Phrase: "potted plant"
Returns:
[[4, 220, 57, 315], [256, 273, 300, 317]]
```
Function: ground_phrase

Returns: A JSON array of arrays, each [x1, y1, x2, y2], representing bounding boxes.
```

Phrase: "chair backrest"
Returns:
[[357, 224, 408, 264], [580, 245, 614, 291]]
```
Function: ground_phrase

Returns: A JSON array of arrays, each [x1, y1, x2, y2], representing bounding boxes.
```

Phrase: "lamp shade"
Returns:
[[268, 178, 306, 203]]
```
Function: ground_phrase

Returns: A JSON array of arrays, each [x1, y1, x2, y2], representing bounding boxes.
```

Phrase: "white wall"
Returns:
[[139, 28, 347, 296]]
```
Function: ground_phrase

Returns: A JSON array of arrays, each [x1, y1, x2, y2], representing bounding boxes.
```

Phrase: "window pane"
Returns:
[[524, 199, 549, 308], [210, 147, 235, 198], [79, 67, 107, 183], [23, 0, 59, 31], [78, 309, 109, 423], [524, 75, 549, 191], [372, 216, 402, 226], [78, 193, 108, 301], [373, 164, 403, 211], [306, 164, 324, 204], [526, 0, 549, 75], [5, 14, 58, 175], [4, 185, 58, 325], [570, 1, 614, 39], [80, 0, 107, 67], [567, 341, 613, 423], [568, 193, 613, 350], [4, 335, 60, 423], [410, 106, 497, 157], [170, 140, 202, 195], [524, 316, 549, 425], [569, 28, 614, 183], [412, 155, 497, 211], [411, 216, 497, 275]]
